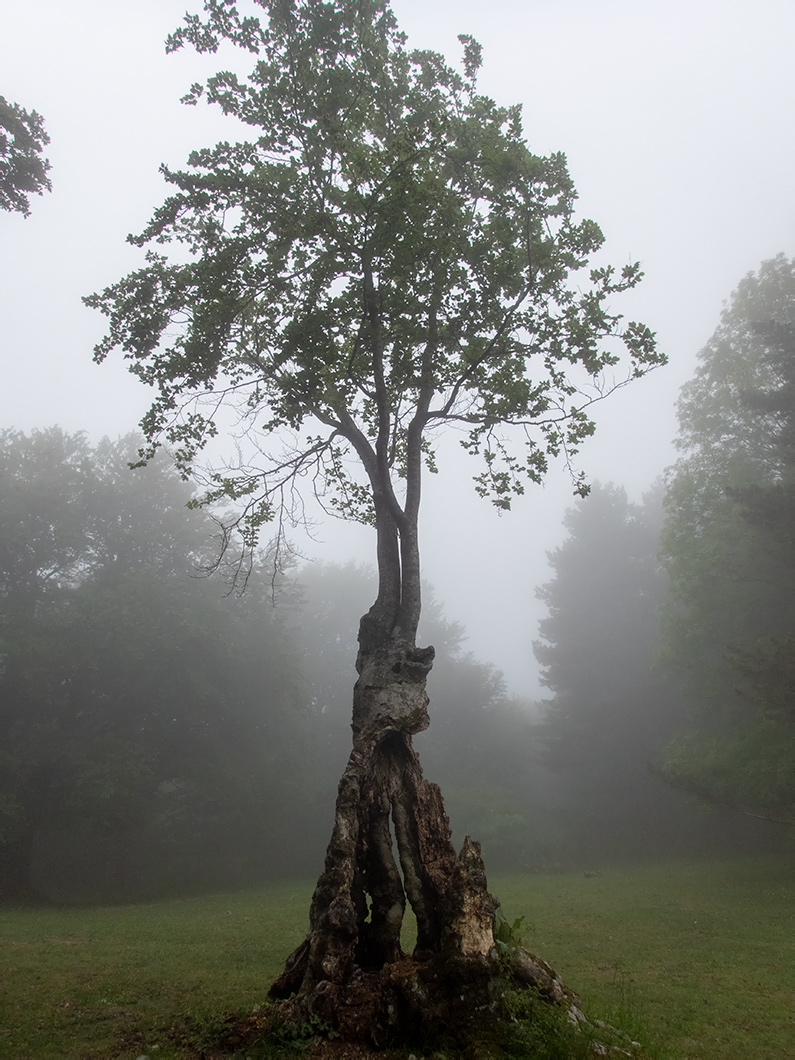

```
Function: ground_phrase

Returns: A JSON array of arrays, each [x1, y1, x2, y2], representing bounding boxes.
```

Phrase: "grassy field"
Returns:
[[496, 858, 794, 1060], [1, 857, 792, 1059]]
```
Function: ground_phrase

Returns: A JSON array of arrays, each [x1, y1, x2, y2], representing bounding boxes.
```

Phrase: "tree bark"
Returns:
[[266, 443, 575, 1049], [268, 632, 502, 1044]]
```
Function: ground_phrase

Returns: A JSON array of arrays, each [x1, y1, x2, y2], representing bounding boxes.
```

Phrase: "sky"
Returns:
[[2, 0, 795, 695]]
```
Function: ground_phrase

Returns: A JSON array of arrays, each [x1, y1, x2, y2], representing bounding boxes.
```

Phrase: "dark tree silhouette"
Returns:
[[662, 256, 795, 824], [0, 429, 309, 903]]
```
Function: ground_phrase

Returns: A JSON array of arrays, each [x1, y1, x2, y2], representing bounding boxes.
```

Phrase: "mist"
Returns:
[[3, 9, 794, 1060], [1, 426, 782, 907], [3, 0, 795, 698]]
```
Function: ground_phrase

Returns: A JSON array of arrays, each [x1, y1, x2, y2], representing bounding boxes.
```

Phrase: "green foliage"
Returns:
[[268, 1012, 338, 1051], [495, 986, 593, 1059], [0, 95, 51, 216], [661, 255, 795, 822], [533, 482, 702, 859], [0, 428, 313, 902], [493, 906, 527, 955], [86, 0, 662, 549]]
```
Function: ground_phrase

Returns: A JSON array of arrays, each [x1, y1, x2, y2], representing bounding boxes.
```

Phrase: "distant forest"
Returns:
[[2, 260, 794, 904]]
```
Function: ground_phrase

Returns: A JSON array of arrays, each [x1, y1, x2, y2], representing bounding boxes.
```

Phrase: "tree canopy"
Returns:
[[661, 256, 795, 824], [0, 96, 51, 216], [86, 0, 662, 642], [0, 428, 312, 902]]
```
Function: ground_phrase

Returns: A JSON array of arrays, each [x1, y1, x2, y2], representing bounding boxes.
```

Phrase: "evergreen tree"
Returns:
[[534, 483, 694, 858], [661, 256, 795, 823]]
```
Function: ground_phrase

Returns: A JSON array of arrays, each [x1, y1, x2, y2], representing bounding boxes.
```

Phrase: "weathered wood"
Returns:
[[268, 638, 506, 1043]]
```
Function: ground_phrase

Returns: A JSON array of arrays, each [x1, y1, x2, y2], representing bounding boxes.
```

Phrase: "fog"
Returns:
[[3, 427, 776, 903], [3, 0, 795, 699]]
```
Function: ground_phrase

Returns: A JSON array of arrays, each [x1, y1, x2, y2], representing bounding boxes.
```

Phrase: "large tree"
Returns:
[[0, 429, 310, 902], [534, 482, 708, 861], [661, 256, 795, 825], [86, 0, 663, 1044]]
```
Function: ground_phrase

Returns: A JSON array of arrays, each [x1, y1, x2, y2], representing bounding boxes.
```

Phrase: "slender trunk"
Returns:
[[356, 497, 401, 656]]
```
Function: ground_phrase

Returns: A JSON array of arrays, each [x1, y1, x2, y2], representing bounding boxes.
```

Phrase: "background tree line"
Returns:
[[536, 255, 795, 842], [3, 258, 792, 904], [0, 429, 550, 903], [659, 255, 795, 824], [0, 428, 313, 902]]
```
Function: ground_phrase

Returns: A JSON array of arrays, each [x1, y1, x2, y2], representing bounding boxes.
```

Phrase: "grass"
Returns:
[[496, 858, 795, 1060], [0, 881, 314, 1059], [1, 858, 792, 1059]]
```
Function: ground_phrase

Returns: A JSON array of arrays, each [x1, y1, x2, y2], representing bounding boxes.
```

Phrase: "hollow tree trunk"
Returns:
[[266, 468, 579, 1049], [268, 633, 501, 1045]]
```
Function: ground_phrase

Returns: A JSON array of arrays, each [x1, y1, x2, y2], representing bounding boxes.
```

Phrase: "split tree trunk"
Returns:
[[266, 484, 580, 1049], [268, 634, 502, 1045]]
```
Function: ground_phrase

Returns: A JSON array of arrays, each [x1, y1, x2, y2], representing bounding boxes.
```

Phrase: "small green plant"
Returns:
[[494, 906, 528, 955], [164, 1009, 248, 1051], [594, 963, 652, 1057], [496, 985, 593, 1059], [270, 1012, 338, 1051]]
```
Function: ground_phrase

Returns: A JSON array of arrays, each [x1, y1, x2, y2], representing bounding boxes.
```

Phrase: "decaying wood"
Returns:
[[267, 635, 581, 1049]]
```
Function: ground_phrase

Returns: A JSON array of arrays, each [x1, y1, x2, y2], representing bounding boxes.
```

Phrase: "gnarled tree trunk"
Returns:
[[267, 455, 578, 1051], [268, 629, 503, 1046]]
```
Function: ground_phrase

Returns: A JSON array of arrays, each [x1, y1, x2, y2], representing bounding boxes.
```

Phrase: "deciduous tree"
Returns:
[[0, 96, 51, 216], [86, 0, 663, 1043]]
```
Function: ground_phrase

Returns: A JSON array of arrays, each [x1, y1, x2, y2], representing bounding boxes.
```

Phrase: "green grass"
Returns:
[[1, 858, 792, 1059], [0, 881, 314, 1059], [496, 858, 795, 1060]]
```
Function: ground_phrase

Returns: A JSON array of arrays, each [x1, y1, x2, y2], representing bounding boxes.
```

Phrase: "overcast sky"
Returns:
[[2, 0, 794, 695]]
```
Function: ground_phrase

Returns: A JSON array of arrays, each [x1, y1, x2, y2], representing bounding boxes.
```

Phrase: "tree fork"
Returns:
[[86, 3, 666, 1047]]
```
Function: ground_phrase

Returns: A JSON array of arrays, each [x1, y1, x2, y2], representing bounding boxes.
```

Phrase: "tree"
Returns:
[[86, 0, 663, 1044], [534, 482, 711, 861], [661, 256, 795, 825], [0, 96, 51, 216], [0, 429, 311, 902]]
